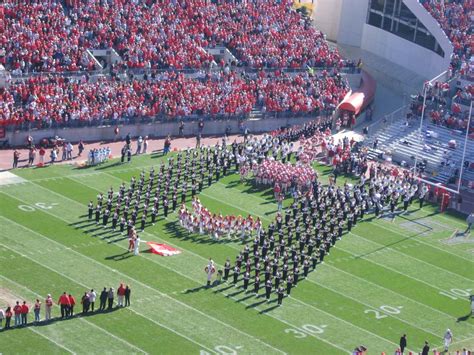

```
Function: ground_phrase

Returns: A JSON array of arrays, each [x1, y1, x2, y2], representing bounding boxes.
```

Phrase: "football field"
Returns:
[[0, 153, 473, 354]]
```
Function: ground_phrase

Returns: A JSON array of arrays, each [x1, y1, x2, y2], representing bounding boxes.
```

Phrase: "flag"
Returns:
[[146, 242, 181, 256]]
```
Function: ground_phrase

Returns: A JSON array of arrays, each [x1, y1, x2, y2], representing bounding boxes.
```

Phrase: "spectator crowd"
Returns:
[[420, 0, 473, 75], [0, 70, 348, 127], [1, 0, 344, 73]]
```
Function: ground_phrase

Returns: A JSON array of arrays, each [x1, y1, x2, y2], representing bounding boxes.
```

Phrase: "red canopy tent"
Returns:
[[338, 71, 376, 116]]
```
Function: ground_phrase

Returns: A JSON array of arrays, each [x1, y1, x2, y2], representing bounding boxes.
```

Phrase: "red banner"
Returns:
[[147, 242, 181, 256]]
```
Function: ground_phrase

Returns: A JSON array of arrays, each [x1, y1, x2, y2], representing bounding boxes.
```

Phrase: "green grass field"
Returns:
[[0, 152, 473, 354]]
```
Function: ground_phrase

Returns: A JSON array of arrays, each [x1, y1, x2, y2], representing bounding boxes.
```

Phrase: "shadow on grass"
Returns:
[[0, 307, 120, 332], [105, 250, 134, 261], [457, 313, 473, 323], [259, 304, 280, 314], [245, 299, 267, 309]]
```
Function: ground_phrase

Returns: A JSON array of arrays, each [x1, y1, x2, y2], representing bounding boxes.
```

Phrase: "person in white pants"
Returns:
[[443, 329, 453, 352], [134, 236, 140, 256], [44, 295, 53, 321]]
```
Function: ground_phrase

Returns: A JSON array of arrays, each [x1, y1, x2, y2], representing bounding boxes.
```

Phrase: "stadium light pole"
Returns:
[[457, 100, 473, 193], [413, 81, 429, 175]]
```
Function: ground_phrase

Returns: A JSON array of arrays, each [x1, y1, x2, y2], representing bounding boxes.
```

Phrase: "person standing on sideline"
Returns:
[[443, 329, 453, 352], [421, 341, 430, 355], [68, 294, 76, 317], [143, 136, 149, 154], [13, 150, 20, 168], [117, 284, 126, 307], [81, 293, 90, 314], [88, 289, 97, 312], [58, 292, 69, 318], [5, 307, 12, 329], [50, 147, 57, 164], [13, 301, 22, 326], [125, 286, 131, 307], [0, 307, 4, 329], [45, 294, 53, 321], [99, 287, 108, 311], [107, 287, 115, 310], [196, 133, 201, 148], [78, 140, 84, 156], [136, 136, 143, 155], [465, 213, 474, 234], [20, 301, 29, 326], [33, 299, 41, 323], [39, 147, 46, 165], [28, 147, 36, 166], [66, 142, 73, 160], [399, 334, 407, 354]]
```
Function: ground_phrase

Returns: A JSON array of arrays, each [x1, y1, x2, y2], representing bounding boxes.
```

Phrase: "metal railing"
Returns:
[[364, 104, 409, 138]]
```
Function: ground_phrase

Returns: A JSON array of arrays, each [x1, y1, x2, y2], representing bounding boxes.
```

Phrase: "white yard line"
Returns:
[[49, 178, 410, 349], [304, 277, 441, 339], [10, 162, 162, 184], [0, 242, 215, 354], [7, 175, 467, 353], [0, 204, 284, 355], [0, 274, 148, 354], [334, 242, 449, 292], [0, 191, 352, 354], [371, 220, 474, 263], [321, 263, 472, 324], [203, 189, 473, 285], [70, 176, 473, 328], [2, 192, 393, 354], [349, 231, 473, 283], [29, 326, 77, 354]]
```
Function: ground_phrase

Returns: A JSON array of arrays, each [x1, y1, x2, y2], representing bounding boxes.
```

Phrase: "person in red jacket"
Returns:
[[38, 147, 46, 166], [68, 294, 76, 317], [117, 283, 126, 307], [20, 301, 29, 325], [58, 292, 70, 319]]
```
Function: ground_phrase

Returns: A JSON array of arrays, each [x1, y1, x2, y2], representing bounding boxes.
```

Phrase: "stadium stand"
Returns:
[[1, 0, 344, 73], [361, 0, 473, 187], [0, 70, 349, 128], [366, 81, 473, 186], [419, 0, 473, 74], [0, 0, 353, 128]]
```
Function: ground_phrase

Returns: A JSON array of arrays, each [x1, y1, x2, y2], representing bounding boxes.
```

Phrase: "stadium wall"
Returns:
[[313, 0, 453, 80], [312, 0, 343, 41], [4, 116, 319, 147]]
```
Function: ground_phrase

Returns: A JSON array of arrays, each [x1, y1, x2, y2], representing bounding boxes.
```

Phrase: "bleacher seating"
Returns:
[[419, 0, 473, 74], [1, 0, 344, 73], [0, 0, 353, 127], [366, 115, 474, 185], [0, 70, 348, 127]]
